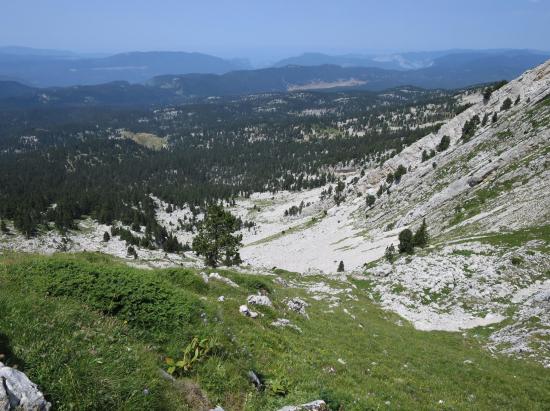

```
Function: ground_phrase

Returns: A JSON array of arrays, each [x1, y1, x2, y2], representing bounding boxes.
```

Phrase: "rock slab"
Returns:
[[0, 362, 51, 411]]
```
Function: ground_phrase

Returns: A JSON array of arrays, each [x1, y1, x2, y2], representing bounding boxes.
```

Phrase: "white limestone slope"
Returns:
[[239, 60, 550, 274]]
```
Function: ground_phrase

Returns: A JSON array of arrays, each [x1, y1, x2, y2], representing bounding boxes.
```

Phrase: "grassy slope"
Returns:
[[1, 252, 549, 410]]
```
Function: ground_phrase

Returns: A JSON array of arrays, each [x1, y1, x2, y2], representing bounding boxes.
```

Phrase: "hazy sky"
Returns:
[[1, 0, 548, 61]]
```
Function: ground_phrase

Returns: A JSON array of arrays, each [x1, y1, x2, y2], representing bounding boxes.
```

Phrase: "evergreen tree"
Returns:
[[394, 164, 407, 183], [492, 112, 498, 123], [366, 194, 376, 208], [436, 135, 450, 151], [413, 218, 429, 248], [192, 204, 243, 267], [481, 113, 489, 127], [514, 95, 521, 106], [337, 260, 345, 272], [398, 229, 414, 254], [103, 231, 110, 242], [385, 244, 396, 263], [0, 220, 8, 234], [483, 88, 492, 103], [500, 98, 512, 111], [127, 246, 137, 259]]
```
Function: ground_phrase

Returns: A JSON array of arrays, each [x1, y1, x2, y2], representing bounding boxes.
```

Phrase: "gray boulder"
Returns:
[[0, 362, 51, 411], [286, 298, 309, 317], [247, 294, 272, 307], [277, 400, 328, 411]]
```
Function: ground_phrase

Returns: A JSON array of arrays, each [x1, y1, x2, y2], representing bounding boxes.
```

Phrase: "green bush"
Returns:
[[14, 258, 203, 335]]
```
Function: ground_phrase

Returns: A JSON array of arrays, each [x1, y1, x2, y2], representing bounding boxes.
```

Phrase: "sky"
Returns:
[[0, 0, 548, 63]]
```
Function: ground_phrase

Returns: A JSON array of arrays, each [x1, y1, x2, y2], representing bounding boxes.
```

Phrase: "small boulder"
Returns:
[[217, 296, 225, 302], [247, 370, 263, 390], [247, 294, 272, 307], [276, 400, 328, 411], [0, 362, 51, 411], [286, 298, 309, 317], [239, 305, 258, 318]]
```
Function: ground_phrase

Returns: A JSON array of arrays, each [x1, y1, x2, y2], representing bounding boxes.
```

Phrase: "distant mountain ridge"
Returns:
[[0, 49, 252, 87], [0, 50, 548, 107], [273, 49, 550, 71]]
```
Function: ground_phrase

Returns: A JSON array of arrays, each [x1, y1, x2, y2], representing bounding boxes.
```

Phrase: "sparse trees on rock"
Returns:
[[462, 115, 480, 141], [394, 165, 407, 183], [398, 219, 429, 255], [334, 180, 346, 206]]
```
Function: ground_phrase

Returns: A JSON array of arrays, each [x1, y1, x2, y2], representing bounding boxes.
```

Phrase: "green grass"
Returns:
[[1, 252, 550, 410]]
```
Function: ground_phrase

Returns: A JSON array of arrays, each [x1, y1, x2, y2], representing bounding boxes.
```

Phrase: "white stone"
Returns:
[[0, 362, 51, 411]]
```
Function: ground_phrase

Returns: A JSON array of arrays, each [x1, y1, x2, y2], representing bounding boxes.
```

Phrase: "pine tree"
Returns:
[[483, 88, 492, 102], [492, 112, 498, 123], [366, 194, 376, 208], [127, 246, 137, 259], [500, 97, 512, 111], [103, 231, 110, 242], [413, 218, 429, 248], [398, 229, 414, 254], [385, 244, 396, 263], [337, 260, 345, 272], [192, 204, 243, 267], [436, 135, 450, 152]]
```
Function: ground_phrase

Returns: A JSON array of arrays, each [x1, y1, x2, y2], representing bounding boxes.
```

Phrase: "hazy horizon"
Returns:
[[1, 0, 548, 65]]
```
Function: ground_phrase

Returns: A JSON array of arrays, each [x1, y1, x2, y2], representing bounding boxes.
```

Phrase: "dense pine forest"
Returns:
[[0, 87, 468, 245]]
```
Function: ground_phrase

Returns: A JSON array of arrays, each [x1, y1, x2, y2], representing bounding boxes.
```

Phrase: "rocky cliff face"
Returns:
[[357, 60, 550, 240]]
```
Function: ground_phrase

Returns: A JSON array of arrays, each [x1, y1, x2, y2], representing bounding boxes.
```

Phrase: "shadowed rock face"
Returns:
[[0, 362, 51, 411]]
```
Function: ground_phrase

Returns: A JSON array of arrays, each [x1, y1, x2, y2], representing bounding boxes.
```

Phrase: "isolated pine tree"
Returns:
[[413, 218, 429, 248], [483, 88, 492, 102], [366, 194, 376, 208], [337, 260, 345, 272], [436, 135, 450, 152], [398, 229, 414, 254], [0, 219, 8, 234], [192, 204, 243, 267], [385, 244, 396, 263], [103, 231, 110, 242], [500, 97, 512, 111]]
